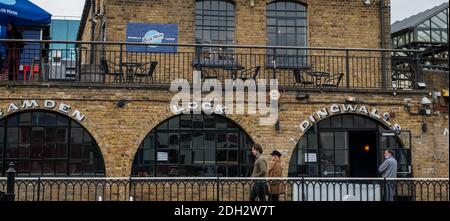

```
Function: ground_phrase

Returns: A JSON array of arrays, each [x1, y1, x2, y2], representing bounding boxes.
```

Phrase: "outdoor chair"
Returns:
[[322, 73, 344, 88], [134, 61, 158, 84], [293, 68, 314, 87], [100, 59, 122, 83], [236, 66, 261, 81]]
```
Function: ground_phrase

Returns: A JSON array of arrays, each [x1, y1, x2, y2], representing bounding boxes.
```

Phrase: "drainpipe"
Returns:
[[380, 0, 387, 88], [90, 0, 96, 64]]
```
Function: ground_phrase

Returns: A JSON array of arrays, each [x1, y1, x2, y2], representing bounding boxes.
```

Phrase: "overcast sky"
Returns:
[[29, 0, 449, 23]]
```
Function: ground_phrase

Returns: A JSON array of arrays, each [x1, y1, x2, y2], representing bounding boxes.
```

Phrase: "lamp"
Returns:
[[419, 97, 432, 115], [363, 0, 371, 5], [422, 122, 427, 133], [250, 0, 255, 7], [345, 96, 358, 103]]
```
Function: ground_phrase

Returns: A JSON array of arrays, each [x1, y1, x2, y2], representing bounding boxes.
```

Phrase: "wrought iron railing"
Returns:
[[0, 40, 424, 90], [1, 176, 448, 202]]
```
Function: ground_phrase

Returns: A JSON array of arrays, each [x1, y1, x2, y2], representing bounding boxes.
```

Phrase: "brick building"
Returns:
[[0, 0, 448, 182]]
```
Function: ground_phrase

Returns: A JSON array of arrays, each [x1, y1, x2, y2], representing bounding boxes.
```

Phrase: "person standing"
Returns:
[[268, 150, 284, 201], [378, 149, 398, 201], [250, 144, 267, 201], [5, 22, 24, 81]]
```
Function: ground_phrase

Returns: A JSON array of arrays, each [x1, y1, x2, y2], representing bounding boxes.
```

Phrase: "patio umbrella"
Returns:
[[0, 0, 51, 26]]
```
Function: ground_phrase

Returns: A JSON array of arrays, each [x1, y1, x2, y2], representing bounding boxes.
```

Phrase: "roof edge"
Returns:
[[76, 0, 92, 41]]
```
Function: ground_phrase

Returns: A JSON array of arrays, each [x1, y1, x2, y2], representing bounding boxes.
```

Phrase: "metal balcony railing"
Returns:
[[0, 39, 425, 90]]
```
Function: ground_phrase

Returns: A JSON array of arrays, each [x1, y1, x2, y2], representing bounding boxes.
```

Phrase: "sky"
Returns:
[[29, 0, 449, 23]]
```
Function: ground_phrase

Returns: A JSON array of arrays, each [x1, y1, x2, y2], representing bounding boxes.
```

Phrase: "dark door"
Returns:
[[349, 131, 378, 177]]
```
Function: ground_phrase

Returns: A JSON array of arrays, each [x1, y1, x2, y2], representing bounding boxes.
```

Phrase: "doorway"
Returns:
[[349, 131, 378, 177]]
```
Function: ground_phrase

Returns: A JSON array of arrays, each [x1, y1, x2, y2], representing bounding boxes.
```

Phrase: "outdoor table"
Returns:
[[307, 71, 330, 87], [120, 62, 142, 83], [194, 59, 245, 80]]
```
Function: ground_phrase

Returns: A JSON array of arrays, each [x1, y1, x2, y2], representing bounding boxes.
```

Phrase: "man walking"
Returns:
[[250, 144, 268, 201]]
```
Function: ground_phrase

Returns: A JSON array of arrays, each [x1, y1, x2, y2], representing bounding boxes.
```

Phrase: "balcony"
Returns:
[[0, 40, 427, 91]]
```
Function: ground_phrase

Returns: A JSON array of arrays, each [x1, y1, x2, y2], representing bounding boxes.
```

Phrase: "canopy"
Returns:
[[0, 0, 51, 26]]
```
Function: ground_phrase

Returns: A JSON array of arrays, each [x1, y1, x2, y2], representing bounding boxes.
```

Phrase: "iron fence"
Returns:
[[0, 40, 424, 90], [1, 176, 448, 201]]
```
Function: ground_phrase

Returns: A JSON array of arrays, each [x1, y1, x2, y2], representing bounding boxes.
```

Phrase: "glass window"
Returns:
[[0, 111, 105, 176], [132, 114, 253, 177], [195, 0, 235, 62], [267, 1, 307, 67], [289, 114, 411, 178]]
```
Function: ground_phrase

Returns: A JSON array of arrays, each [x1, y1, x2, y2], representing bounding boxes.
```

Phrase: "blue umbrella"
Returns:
[[0, 0, 52, 26]]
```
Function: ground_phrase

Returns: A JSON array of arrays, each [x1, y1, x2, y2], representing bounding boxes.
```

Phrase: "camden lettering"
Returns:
[[299, 104, 401, 132], [0, 100, 85, 122]]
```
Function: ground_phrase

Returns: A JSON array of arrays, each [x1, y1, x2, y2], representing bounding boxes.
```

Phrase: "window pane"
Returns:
[[31, 144, 43, 159], [320, 132, 334, 149], [71, 128, 83, 143], [335, 150, 348, 165], [192, 132, 203, 148], [320, 150, 334, 165], [17, 144, 29, 158], [180, 133, 192, 149], [43, 144, 56, 158], [7, 127, 19, 143], [70, 144, 82, 159], [334, 132, 347, 149]]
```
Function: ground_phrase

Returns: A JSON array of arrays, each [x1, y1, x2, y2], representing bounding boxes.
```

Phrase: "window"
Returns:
[[195, 0, 235, 62], [0, 111, 105, 176], [267, 1, 307, 67], [132, 114, 253, 177], [289, 114, 411, 178]]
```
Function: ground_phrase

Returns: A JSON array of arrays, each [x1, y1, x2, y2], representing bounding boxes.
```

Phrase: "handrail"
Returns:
[[0, 39, 423, 53]]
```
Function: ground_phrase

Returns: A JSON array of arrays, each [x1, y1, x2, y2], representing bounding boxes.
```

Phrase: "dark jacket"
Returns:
[[251, 154, 267, 177]]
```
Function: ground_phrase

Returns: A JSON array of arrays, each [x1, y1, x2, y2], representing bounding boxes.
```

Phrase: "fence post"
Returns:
[[36, 177, 41, 202], [301, 177, 305, 202], [119, 44, 124, 83], [414, 52, 423, 89], [39, 42, 45, 82], [381, 178, 386, 202], [381, 51, 387, 89], [345, 50, 350, 88], [6, 162, 16, 202]]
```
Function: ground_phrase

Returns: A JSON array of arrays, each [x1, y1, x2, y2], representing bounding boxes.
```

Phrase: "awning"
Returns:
[[0, 0, 52, 26]]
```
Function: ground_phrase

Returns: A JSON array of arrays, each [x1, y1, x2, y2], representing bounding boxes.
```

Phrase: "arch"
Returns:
[[267, 0, 307, 7], [288, 113, 411, 178], [131, 113, 255, 177], [0, 110, 106, 176], [196, 0, 235, 4]]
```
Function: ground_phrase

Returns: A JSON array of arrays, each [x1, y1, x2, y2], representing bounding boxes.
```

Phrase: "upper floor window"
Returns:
[[267, 1, 307, 67], [195, 0, 235, 63]]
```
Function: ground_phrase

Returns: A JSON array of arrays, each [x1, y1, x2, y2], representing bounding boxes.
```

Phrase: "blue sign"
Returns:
[[126, 23, 178, 53]]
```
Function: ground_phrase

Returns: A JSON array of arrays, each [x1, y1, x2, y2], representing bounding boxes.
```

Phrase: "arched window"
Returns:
[[0, 111, 105, 176], [195, 0, 235, 62], [131, 114, 254, 177], [267, 1, 307, 67], [288, 114, 412, 178]]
